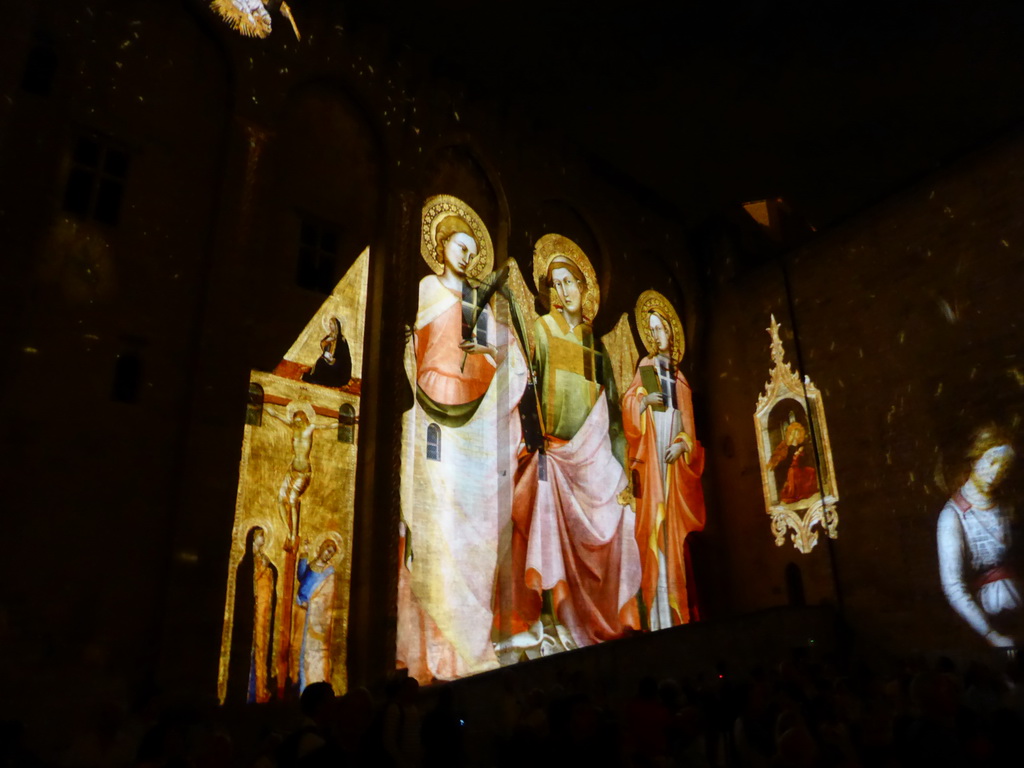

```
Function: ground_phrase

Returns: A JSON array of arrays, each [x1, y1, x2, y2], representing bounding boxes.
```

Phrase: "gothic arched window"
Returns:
[[426, 423, 441, 461], [338, 403, 356, 444], [246, 383, 265, 426], [785, 562, 806, 607]]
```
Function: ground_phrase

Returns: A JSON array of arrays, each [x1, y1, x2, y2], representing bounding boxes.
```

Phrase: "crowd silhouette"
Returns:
[[6, 645, 1024, 768]]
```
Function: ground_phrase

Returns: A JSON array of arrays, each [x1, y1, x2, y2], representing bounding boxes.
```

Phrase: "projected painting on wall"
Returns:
[[218, 248, 368, 703], [396, 196, 707, 683], [937, 425, 1021, 647], [754, 315, 838, 554], [624, 291, 707, 630]]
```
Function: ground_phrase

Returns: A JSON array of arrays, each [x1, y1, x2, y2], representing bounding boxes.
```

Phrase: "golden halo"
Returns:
[[313, 531, 344, 560], [321, 314, 342, 334], [285, 400, 316, 423], [420, 195, 494, 281], [241, 518, 278, 554], [635, 289, 685, 364], [532, 234, 600, 321]]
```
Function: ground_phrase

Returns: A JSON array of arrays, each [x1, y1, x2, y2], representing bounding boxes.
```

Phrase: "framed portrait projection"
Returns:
[[396, 196, 707, 684], [217, 249, 368, 703], [754, 315, 838, 554]]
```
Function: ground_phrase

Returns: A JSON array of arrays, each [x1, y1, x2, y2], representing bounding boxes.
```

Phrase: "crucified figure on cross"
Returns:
[[264, 401, 338, 539]]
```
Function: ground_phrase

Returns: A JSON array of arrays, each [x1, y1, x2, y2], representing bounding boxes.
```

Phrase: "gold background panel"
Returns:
[[219, 369, 358, 701]]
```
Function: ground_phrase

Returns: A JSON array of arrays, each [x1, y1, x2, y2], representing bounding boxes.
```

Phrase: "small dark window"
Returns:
[[64, 166, 95, 217], [538, 451, 547, 482], [338, 403, 356, 444], [721, 435, 735, 459], [104, 149, 130, 177], [246, 383, 265, 426], [21, 39, 57, 96], [785, 562, 806, 607], [63, 135, 130, 225], [94, 177, 124, 224], [296, 218, 340, 294], [112, 351, 142, 403], [73, 137, 101, 167], [426, 423, 441, 461], [631, 469, 642, 499]]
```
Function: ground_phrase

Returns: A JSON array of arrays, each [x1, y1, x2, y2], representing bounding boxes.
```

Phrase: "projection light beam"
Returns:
[[211, 0, 301, 41]]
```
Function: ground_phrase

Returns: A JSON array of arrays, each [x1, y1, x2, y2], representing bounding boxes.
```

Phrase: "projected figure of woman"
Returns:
[[248, 527, 277, 703], [291, 537, 339, 691], [767, 413, 818, 505], [397, 197, 527, 682], [303, 316, 352, 389], [266, 402, 339, 538], [623, 293, 706, 630], [503, 235, 641, 654], [937, 426, 1021, 648]]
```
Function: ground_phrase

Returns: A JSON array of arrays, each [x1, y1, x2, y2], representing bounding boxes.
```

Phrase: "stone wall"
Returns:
[[704, 133, 1024, 655]]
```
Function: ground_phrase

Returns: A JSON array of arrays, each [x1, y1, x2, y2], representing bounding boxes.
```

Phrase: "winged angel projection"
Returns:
[[211, 0, 301, 40], [396, 196, 708, 683]]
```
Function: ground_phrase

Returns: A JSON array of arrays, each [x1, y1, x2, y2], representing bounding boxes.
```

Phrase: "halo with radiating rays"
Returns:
[[635, 289, 685, 364], [533, 233, 599, 321]]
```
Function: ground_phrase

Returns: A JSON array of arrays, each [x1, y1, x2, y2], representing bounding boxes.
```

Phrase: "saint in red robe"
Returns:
[[623, 356, 706, 628]]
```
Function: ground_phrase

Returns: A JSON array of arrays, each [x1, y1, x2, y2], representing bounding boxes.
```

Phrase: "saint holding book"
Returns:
[[622, 290, 706, 629]]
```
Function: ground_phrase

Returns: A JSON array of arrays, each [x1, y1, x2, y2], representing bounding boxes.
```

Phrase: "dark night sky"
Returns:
[[349, 0, 1024, 229]]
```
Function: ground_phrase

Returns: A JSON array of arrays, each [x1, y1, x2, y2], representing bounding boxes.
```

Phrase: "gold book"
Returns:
[[640, 365, 666, 412]]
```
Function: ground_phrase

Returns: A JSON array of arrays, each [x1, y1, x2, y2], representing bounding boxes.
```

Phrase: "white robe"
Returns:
[[937, 486, 1020, 638], [397, 276, 527, 680]]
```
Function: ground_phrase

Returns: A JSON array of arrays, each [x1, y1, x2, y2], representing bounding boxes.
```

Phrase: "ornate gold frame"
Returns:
[[753, 316, 839, 554]]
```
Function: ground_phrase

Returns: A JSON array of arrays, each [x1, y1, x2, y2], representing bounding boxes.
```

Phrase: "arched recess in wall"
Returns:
[[632, 245, 690, 335], [394, 141, 515, 686], [3, 0, 238, 713], [258, 80, 384, 364], [529, 200, 609, 328], [420, 142, 507, 259]]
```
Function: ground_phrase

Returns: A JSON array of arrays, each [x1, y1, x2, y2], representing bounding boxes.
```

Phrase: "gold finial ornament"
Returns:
[[635, 289, 685, 364], [420, 195, 494, 281], [532, 234, 600, 321], [768, 315, 789, 372]]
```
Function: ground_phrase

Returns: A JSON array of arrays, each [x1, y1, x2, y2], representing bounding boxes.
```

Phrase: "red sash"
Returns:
[[975, 566, 1014, 591]]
